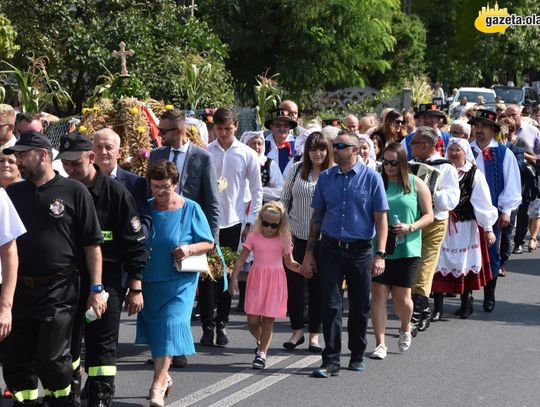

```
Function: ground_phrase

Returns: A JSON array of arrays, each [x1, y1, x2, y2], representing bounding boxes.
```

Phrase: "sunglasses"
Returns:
[[382, 159, 399, 167], [394, 120, 404, 126], [158, 127, 178, 134], [333, 143, 355, 150], [262, 220, 280, 229]]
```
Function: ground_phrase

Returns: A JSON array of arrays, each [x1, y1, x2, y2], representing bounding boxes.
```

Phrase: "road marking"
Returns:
[[205, 355, 320, 407], [170, 355, 291, 407]]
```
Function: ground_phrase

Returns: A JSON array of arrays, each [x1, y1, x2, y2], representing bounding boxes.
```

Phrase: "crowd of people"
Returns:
[[0, 96, 538, 405]]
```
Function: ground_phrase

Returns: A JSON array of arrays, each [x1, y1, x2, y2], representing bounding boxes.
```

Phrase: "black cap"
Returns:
[[55, 132, 93, 160], [468, 109, 500, 131], [264, 109, 298, 130], [3, 131, 52, 154]]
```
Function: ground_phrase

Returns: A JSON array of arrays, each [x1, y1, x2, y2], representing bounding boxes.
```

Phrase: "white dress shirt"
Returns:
[[426, 152, 460, 221], [168, 140, 190, 179], [470, 139, 522, 215], [208, 138, 263, 228]]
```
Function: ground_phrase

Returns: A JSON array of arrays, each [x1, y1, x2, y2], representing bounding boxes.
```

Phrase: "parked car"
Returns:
[[491, 85, 540, 107], [449, 87, 497, 118]]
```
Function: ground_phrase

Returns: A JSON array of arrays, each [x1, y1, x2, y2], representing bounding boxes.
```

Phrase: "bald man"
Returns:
[[344, 114, 359, 133], [93, 128, 151, 234]]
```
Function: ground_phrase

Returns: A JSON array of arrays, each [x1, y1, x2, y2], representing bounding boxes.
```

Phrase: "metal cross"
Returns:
[[112, 41, 135, 77]]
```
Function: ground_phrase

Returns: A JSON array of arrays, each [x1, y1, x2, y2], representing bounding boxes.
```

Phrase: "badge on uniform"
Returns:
[[130, 216, 142, 233], [49, 198, 65, 218]]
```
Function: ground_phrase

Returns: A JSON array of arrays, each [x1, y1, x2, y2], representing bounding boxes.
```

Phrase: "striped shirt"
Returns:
[[281, 162, 317, 240]]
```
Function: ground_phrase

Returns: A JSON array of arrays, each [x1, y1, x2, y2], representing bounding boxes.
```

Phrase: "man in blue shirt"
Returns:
[[301, 130, 388, 378]]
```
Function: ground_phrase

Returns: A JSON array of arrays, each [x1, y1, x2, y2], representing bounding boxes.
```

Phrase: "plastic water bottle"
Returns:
[[85, 291, 109, 323], [392, 215, 405, 245]]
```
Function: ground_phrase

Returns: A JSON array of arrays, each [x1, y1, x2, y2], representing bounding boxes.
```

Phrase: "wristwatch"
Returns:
[[375, 251, 387, 259], [90, 284, 104, 293]]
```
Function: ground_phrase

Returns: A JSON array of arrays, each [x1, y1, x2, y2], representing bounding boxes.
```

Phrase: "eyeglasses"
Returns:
[[382, 159, 399, 167], [394, 120, 404, 126], [151, 183, 173, 191], [158, 127, 178, 134], [262, 220, 280, 229], [333, 143, 355, 150], [409, 141, 426, 146]]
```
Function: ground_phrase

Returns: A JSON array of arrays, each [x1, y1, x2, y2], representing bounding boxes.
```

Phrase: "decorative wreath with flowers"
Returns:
[[78, 98, 204, 176]]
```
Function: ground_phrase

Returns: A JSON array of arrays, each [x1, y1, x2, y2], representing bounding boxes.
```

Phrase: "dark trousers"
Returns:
[[199, 223, 241, 328], [3, 275, 79, 405], [285, 237, 322, 333], [513, 202, 530, 247], [71, 273, 124, 381], [317, 236, 372, 366], [484, 224, 502, 299], [500, 209, 517, 266]]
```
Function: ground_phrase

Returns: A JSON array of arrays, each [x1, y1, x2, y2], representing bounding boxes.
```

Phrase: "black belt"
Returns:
[[322, 234, 371, 250], [20, 265, 77, 288]]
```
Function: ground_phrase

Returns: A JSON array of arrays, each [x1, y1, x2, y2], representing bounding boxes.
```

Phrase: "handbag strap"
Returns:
[[215, 244, 228, 292]]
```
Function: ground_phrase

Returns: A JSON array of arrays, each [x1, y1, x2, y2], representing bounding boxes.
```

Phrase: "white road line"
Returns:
[[205, 355, 320, 407], [170, 355, 291, 407]]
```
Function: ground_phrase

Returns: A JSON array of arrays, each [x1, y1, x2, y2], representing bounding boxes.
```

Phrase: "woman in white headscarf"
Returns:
[[431, 138, 498, 320], [357, 133, 377, 169]]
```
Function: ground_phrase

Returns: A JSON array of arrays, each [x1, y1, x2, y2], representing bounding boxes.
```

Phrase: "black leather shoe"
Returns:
[[461, 297, 474, 319], [431, 311, 442, 322], [410, 324, 418, 337], [283, 336, 305, 350], [348, 359, 365, 372], [483, 298, 495, 312], [216, 322, 229, 347], [312, 363, 339, 378], [172, 355, 188, 368], [513, 245, 524, 254], [308, 343, 323, 353], [200, 328, 214, 346], [417, 308, 431, 331]]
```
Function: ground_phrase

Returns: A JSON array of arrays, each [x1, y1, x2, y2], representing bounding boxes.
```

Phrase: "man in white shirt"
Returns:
[[207, 108, 263, 346], [469, 109, 522, 312], [264, 109, 299, 173], [410, 126, 460, 335]]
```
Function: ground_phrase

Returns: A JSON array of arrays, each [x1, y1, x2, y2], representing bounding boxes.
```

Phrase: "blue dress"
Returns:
[[135, 198, 213, 358]]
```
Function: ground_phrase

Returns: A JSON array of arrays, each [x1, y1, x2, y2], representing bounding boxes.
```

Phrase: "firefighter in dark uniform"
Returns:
[[3, 131, 106, 407], [57, 132, 146, 407]]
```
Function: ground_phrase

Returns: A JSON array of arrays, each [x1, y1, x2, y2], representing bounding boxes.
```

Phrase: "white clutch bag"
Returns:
[[175, 254, 209, 274]]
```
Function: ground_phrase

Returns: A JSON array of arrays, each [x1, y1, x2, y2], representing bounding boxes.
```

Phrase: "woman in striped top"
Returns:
[[281, 132, 334, 352]]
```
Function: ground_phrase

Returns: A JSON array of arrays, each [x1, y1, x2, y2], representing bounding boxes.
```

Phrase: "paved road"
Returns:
[[2, 249, 540, 406]]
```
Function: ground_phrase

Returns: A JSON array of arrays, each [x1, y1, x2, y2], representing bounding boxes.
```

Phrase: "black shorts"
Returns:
[[371, 257, 419, 288]]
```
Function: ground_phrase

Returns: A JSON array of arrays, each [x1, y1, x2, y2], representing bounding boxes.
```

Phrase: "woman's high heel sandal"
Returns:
[[528, 237, 537, 252], [149, 378, 173, 407]]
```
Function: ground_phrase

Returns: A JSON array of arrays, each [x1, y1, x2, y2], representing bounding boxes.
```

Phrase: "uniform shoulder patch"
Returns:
[[130, 216, 142, 233]]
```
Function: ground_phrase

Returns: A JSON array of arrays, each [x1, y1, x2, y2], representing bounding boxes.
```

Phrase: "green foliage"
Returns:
[[2, 1, 234, 112], [108, 75, 150, 101], [0, 56, 73, 113], [0, 14, 19, 60], [198, 0, 400, 99], [254, 72, 282, 128]]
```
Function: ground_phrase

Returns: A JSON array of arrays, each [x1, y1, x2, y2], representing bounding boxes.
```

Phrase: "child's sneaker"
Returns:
[[252, 355, 266, 369]]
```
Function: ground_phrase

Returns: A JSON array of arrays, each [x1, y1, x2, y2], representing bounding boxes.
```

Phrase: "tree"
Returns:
[[1, 0, 234, 113], [197, 0, 401, 101], [0, 14, 19, 60]]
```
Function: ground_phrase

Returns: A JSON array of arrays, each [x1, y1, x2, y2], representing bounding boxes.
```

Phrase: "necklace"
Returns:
[[151, 216, 167, 239]]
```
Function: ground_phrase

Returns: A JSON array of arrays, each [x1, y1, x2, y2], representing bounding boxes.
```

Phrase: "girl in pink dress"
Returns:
[[230, 201, 300, 369]]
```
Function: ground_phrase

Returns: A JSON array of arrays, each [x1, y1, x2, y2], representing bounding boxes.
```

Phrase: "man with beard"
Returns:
[[149, 109, 219, 368], [469, 110, 522, 311], [302, 130, 388, 378], [58, 132, 146, 407], [3, 131, 106, 406]]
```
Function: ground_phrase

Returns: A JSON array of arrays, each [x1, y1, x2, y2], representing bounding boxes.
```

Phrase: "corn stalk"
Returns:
[[254, 72, 282, 128]]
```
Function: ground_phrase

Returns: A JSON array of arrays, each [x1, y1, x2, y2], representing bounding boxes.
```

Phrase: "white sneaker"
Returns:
[[398, 330, 412, 352], [371, 344, 387, 359]]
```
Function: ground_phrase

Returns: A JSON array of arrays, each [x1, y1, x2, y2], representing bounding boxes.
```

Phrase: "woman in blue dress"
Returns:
[[136, 160, 213, 407]]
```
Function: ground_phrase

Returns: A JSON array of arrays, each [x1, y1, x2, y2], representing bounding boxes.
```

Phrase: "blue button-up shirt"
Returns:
[[311, 160, 388, 241]]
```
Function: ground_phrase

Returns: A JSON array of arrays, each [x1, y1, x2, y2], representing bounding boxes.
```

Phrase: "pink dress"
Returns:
[[243, 232, 291, 318]]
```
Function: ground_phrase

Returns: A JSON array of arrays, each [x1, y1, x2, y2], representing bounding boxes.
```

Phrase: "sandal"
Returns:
[[528, 237, 537, 252]]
